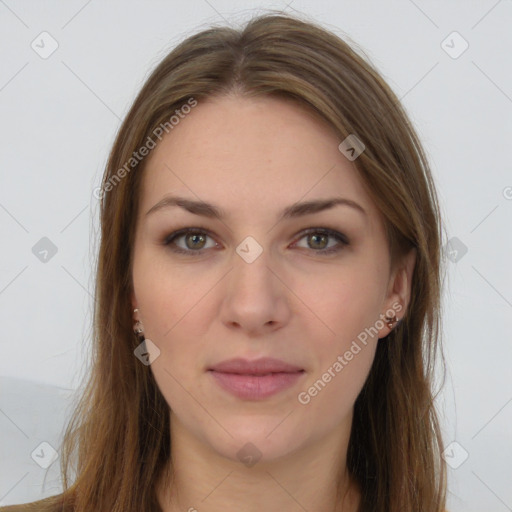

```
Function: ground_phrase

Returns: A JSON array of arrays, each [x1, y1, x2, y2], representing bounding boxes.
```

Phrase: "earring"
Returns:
[[384, 313, 400, 330], [133, 308, 145, 341]]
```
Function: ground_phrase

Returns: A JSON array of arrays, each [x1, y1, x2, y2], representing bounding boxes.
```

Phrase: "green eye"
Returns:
[[164, 227, 217, 255], [163, 227, 349, 256], [293, 228, 349, 254]]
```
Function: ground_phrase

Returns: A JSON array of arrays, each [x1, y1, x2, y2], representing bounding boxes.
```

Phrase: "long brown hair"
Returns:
[[2, 11, 448, 512]]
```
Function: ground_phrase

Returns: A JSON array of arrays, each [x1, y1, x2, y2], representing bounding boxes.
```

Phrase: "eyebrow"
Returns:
[[145, 195, 367, 221]]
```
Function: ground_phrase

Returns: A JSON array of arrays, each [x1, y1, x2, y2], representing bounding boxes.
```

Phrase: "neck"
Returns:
[[156, 414, 361, 512]]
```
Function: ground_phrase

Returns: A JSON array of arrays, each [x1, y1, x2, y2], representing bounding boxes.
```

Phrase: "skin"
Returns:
[[130, 94, 416, 512]]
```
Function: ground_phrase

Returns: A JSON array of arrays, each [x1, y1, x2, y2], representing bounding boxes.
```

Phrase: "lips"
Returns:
[[208, 357, 304, 375], [207, 357, 305, 400]]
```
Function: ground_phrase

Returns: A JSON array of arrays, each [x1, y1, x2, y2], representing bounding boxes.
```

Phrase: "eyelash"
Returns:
[[162, 226, 349, 256]]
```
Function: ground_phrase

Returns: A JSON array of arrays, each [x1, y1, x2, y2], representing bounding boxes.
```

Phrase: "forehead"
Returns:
[[138, 94, 378, 223]]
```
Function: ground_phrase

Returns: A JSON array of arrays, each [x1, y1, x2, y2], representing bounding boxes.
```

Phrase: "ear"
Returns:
[[131, 291, 138, 314], [377, 247, 416, 339]]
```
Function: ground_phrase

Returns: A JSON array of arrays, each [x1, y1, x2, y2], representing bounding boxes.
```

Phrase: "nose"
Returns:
[[219, 245, 291, 336]]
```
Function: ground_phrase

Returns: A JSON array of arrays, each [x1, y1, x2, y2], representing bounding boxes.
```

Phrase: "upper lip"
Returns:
[[208, 357, 304, 375]]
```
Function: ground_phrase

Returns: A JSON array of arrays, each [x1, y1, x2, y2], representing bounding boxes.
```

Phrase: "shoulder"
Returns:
[[0, 505, 39, 512], [0, 496, 72, 512], [0, 504, 36, 512]]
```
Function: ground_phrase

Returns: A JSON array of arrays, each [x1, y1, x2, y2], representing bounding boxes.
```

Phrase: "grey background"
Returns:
[[1, 0, 511, 510]]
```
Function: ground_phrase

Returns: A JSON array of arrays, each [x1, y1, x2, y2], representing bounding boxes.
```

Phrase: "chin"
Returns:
[[206, 417, 308, 466]]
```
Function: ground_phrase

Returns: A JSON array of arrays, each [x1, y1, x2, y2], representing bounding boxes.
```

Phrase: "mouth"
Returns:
[[208, 357, 304, 375], [207, 357, 305, 400]]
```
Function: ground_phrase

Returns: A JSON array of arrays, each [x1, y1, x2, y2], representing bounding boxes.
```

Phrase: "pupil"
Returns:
[[310, 234, 327, 249], [187, 233, 205, 249]]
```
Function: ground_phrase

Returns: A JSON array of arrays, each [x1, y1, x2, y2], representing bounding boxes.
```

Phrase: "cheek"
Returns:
[[298, 261, 384, 345], [132, 248, 217, 347], [294, 263, 383, 414], [297, 339, 376, 432]]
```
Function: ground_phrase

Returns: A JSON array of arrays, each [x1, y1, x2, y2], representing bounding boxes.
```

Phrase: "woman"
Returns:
[[2, 11, 448, 512]]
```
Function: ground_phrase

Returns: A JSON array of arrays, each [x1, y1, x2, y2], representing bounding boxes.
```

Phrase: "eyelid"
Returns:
[[163, 226, 214, 243], [163, 226, 349, 255], [294, 227, 349, 245], [163, 226, 218, 254]]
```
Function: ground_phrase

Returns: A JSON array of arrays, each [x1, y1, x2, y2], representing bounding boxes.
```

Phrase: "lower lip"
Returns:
[[209, 370, 305, 400]]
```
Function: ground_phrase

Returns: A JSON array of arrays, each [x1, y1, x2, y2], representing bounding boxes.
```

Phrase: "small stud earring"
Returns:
[[133, 308, 145, 341], [384, 314, 400, 330]]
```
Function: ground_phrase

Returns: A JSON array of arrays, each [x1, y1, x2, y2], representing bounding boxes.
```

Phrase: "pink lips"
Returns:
[[208, 357, 305, 400]]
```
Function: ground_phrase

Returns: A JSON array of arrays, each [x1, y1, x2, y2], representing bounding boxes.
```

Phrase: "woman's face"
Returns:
[[131, 94, 412, 464]]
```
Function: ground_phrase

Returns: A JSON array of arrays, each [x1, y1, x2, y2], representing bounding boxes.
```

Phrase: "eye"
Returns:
[[163, 227, 218, 256], [293, 228, 349, 255], [163, 227, 349, 256]]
